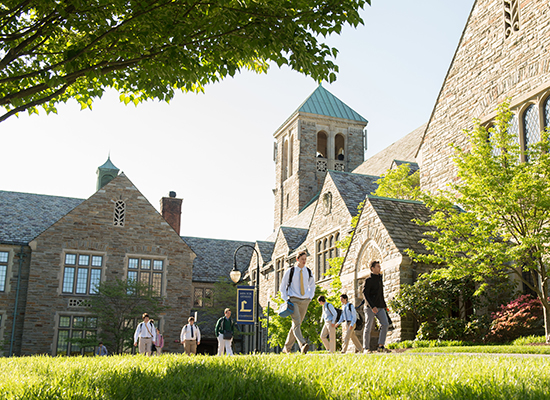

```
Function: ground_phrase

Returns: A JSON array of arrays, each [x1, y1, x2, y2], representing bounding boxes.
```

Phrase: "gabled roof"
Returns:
[[392, 160, 420, 174], [181, 236, 255, 283], [296, 85, 367, 122], [367, 196, 433, 255], [256, 240, 275, 264], [328, 171, 380, 215], [279, 226, 308, 251], [353, 123, 426, 177], [0, 191, 84, 245]]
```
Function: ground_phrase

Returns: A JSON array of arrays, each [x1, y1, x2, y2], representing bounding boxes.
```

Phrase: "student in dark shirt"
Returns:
[[362, 261, 390, 353]]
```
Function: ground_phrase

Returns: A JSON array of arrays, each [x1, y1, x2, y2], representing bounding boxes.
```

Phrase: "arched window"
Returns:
[[544, 96, 550, 129], [335, 134, 345, 160], [282, 139, 288, 181], [522, 104, 540, 161], [317, 131, 327, 158]]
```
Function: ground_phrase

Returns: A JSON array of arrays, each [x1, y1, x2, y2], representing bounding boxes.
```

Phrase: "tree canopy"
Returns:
[[0, 0, 369, 123], [372, 163, 421, 201], [408, 102, 550, 342]]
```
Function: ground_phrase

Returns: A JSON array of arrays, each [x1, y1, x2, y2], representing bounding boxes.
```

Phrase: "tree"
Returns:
[[372, 163, 421, 201], [408, 101, 550, 342], [0, 0, 369, 123], [88, 278, 166, 354]]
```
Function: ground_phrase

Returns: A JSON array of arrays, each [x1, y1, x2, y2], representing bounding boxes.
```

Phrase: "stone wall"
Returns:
[[421, 0, 550, 192], [0, 244, 31, 356], [21, 174, 194, 355]]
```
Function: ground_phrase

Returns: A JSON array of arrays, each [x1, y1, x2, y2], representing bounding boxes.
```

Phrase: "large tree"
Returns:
[[0, 0, 368, 123], [409, 102, 550, 342]]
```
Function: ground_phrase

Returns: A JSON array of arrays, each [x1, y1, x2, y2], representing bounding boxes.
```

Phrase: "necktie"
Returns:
[[300, 268, 305, 296], [191, 325, 194, 338]]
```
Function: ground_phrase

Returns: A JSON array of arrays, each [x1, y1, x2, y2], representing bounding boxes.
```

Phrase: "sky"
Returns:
[[1, 0, 476, 242]]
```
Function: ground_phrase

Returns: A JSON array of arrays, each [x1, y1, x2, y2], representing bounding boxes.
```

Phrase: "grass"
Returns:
[[1, 353, 550, 399], [387, 336, 550, 355]]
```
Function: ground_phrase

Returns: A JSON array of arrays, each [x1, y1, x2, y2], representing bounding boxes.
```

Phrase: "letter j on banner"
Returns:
[[236, 286, 255, 324]]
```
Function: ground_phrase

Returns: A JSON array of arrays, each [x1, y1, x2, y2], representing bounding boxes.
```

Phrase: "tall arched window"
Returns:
[[317, 131, 327, 158], [522, 104, 540, 161], [335, 134, 345, 160], [282, 139, 288, 181], [544, 96, 550, 129]]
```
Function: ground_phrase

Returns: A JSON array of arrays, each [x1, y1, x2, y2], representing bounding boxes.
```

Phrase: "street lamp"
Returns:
[[233, 244, 260, 353]]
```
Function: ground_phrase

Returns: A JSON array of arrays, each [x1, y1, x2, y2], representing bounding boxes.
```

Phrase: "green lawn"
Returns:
[[1, 353, 550, 399], [406, 345, 550, 355]]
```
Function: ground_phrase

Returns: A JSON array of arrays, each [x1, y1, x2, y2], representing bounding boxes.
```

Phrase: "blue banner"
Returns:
[[236, 285, 255, 325]]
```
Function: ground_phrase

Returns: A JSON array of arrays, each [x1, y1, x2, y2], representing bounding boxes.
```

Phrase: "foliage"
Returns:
[[387, 339, 472, 349], [0, 0, 369, 123], [372, 163, 421, 201], [408, 101, 550, 341], [485, 294, 544, 343], [3, 354, 550, 399], [407, 345, 550, 355], [88, 278, 166, 354], [511, 335, 547, 345]]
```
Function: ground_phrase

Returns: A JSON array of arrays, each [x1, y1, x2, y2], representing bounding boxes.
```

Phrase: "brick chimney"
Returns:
[[160, 191, 182, 234]]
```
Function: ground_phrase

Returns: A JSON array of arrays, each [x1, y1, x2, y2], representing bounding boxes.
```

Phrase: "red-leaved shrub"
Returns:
[[485, 294, 544, 343]]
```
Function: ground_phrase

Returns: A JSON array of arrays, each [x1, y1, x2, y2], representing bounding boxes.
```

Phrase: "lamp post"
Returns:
[[232, 244, 260, 353]]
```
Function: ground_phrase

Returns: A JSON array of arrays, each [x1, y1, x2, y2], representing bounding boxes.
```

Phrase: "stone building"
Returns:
[[0, 161, 201, 356]]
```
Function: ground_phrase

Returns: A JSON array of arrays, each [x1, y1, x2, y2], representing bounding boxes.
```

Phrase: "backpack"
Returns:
[[327, 303, 342, 322], [287, 266, 313, 292]]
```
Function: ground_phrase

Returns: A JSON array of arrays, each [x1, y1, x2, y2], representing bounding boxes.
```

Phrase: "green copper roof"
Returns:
[[295, 84, 367, 123], [97, 156, 119, 172]]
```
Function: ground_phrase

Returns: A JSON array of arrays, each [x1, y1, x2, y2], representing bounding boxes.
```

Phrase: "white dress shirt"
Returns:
[[279, 266, 315, 301], [180, 324, 201, 342], [337, 303, 357, 326], [133, 321, 157, 343]]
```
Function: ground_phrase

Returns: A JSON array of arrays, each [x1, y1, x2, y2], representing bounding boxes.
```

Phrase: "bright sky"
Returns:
[[1, 1, 475, 242]]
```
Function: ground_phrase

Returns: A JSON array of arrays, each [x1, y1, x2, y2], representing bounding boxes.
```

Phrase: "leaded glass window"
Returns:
[[315, 232, 340, 281], [62, 252, 103, 295], [544, 97, 550, 129], [126, 256, 165, 296], [56, 315, 98, 356], [523, 104, 540, 161], [0, 251, 8, 292]]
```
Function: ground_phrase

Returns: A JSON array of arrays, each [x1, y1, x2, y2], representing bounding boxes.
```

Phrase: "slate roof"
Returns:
[[392, 160, 420, 174], [256, 240, 275, 263], [0, 191, 84, 245], [353, 123, 426, 177], [279, 226, 308, 251], [181, 236, 255, 283], [367, 196, 433, 255], [328, 170, 380, 215]]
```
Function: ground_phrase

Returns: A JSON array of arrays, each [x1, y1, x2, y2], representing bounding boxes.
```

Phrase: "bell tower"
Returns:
[[96, 155, 119, 191], [273, 85, 368, 230]]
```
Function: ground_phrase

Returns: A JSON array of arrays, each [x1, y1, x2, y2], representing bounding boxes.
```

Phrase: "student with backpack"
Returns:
[[335, 294, 364, 354], [317, 295, 338, 353], [279, 251, 315, 354]]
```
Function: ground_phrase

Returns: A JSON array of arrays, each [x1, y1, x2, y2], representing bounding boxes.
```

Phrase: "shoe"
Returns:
[[377, 346, 391, 353], [281, 348, 289, 354], [301, 343, 309, 355]]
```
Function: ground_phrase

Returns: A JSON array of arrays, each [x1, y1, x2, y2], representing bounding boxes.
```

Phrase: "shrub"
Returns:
[[485, 294, 544, 343]]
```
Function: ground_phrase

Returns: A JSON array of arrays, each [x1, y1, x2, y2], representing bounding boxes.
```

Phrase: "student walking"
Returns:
[[133, 313, 157, 356], [318, 295, 337, 353], [363, 261, 390, 353], [180, 316, 201, 355], [279, 251, 315, 354], [336, 294, 363, 354], [215, 308, 236, 355]]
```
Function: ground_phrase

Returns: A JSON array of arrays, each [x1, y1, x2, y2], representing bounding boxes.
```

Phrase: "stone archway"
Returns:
[[355, 239, 383, 294]]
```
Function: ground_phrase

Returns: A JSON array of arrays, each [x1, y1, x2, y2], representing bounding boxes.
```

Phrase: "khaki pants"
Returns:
[[320, 321, 336, 353], [138, 337, 153, 356], [284, 297, 311, 352], [341, 322, 363, 353], [183, 340, 197, 355]]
